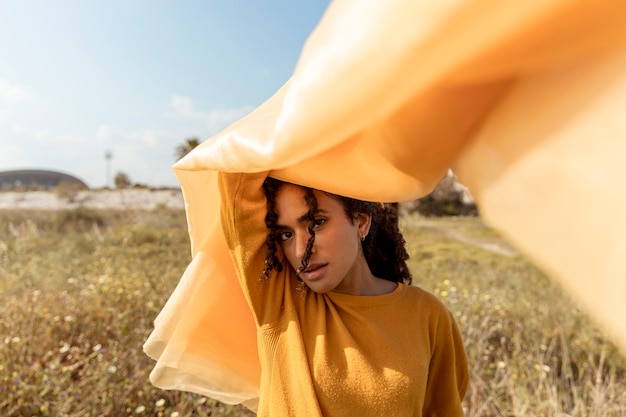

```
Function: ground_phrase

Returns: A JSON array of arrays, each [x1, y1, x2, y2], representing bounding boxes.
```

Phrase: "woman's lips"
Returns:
[[300, 263, 327, 281]]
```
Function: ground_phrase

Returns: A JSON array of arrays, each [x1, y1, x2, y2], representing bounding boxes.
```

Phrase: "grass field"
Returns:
[[1, 207, 625, 416]]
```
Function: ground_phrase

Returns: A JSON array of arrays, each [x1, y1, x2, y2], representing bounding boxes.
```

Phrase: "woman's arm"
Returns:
[[218, 171, 287, 326], [422, 309, 469, 415]]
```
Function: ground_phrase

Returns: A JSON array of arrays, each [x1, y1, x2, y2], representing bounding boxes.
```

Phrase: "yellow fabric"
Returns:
[[144, 0, 626, 407], [142, 172, 260, 407], [218, 172, 468, 416]]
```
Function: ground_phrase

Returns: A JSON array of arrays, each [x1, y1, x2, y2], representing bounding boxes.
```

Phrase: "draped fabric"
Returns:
[[144, 0, 626, 407]]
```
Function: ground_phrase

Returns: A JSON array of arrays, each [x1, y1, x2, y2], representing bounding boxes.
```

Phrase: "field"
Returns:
[[1, 207, 625, 416]]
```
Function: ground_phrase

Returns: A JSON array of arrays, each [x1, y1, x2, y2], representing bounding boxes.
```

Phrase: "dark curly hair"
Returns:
[[262, 177, 412, 285]]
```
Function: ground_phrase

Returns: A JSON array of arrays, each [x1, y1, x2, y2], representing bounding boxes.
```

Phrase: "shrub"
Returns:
[[54, 207, 107, 233], [55, 181, 87, 203]]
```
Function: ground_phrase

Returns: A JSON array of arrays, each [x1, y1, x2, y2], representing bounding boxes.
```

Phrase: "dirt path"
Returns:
[[443, 228, 518, 256]]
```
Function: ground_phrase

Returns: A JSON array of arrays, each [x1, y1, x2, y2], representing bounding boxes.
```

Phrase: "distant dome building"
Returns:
[[0, 169, 89, 190]]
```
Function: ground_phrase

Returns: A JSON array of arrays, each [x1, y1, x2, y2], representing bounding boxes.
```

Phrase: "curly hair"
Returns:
[[262, 177, 412, 285]]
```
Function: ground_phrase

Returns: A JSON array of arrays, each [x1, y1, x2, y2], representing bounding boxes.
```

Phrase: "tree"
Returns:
[[114, 171, 131, 189], [175, 137, 201, 161]]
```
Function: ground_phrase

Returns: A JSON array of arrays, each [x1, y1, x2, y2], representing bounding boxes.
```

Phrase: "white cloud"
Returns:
[[32, 129, 53, 142], [207, 107, 252, 132], [168, 94, 252, 134], [169, 95, 196, 118], [127, 128, 165, 146], [139, 130, 159, 146], [0, 79, 28, 101], [96, 125, 113, 144], [10, 124, 85, 144], [97, 124, 164, 148], [0, 142, 29, 167]]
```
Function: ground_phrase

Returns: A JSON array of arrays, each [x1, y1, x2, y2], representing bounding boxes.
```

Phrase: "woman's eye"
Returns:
[[313, 218, 326, 227], [279, 231, 292, 241]]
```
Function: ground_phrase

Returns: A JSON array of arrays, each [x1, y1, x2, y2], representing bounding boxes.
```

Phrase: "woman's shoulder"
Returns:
[[400, 284, 452, 314]]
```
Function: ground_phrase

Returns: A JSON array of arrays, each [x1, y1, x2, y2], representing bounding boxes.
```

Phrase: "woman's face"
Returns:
[[274, 184, 372, 294]]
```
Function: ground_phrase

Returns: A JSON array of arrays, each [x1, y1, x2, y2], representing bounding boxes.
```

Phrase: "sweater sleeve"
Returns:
[[422, 308, 469, 416], [218, 171, 287, 327]]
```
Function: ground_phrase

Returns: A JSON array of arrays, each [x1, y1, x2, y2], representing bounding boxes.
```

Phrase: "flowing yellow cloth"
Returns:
[[144, 0, 626, 407]]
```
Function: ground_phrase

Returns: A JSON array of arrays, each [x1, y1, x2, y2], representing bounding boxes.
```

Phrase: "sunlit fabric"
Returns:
[[144, 0, 626, 407]]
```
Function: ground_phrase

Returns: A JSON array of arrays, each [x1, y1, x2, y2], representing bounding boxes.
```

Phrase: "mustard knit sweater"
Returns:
[[220, 172, 469, 416]]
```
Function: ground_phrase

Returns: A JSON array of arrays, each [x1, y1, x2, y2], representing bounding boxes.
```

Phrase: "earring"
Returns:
[[296, 278, 308, 294]]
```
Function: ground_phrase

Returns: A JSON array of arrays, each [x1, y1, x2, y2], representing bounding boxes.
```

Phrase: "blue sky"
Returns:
[[0, 0, 329, 187]]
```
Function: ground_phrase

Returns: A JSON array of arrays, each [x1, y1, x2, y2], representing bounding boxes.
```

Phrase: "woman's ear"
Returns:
[[356, 213, 372, 239]]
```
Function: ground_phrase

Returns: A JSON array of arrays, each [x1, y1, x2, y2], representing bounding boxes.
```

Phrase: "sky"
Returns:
[[0, 0, 330, 188]]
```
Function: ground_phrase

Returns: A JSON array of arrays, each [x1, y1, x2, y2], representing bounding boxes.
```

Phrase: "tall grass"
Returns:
[[402, 216, 626, 416], [1, 208, 624, 416], [1, 208, 253, 417]]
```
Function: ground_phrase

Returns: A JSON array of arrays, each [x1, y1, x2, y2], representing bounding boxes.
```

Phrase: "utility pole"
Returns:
[[105, 150, 112, 188]]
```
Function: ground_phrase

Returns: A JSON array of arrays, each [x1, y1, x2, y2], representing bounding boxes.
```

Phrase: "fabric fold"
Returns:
[[145, 0, 626, 406]]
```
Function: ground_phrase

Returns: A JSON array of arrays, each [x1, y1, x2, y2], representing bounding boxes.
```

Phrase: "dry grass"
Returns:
[[1, 208, 625, 416], [402, 216, 626, 416], [1, 208, 253, 417]]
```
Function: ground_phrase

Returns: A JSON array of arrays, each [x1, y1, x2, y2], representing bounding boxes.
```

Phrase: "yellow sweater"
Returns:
[[220, 172, 469, 416]]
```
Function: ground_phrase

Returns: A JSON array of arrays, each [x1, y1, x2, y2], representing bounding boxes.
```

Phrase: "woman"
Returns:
[[219, 171, 469, 416]]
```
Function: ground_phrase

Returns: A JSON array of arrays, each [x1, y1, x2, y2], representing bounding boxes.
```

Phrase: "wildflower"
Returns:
[[155, 398, 166, 407], [497, 361, 506, 369], [59, 344, 70, 353], [11, 337, 21, 344], [106, 365, 117, 374], [170, 412, 180, 417], [64, 315, 74, 322], [92, 344, 103, 352], [135, 405, 145, 414]]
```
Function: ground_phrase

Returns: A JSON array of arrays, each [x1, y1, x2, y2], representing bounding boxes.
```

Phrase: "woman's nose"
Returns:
[[294, 231, 313, 259]]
